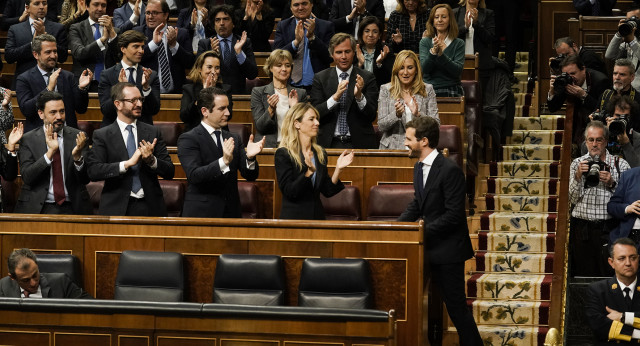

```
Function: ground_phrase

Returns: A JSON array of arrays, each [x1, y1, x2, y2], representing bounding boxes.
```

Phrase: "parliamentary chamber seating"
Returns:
[[114, 250, 185, 302], [35, 253, 83, 288]]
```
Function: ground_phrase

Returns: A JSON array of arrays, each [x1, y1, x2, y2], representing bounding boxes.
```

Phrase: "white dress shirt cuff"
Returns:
[[218, 157, 230, 174], [119, 161, 127, 173], [356, 96, 366, 109], [148, 40, 159, 52], [169, 42, 179, 55], [632, 329, 640, 339], [236, 51, 246, 65], [327, 97, 339, 109], [148, 156, 158, 170], [247, 159, 256, 170], [129, 13, 139, 25], [626, 312, 636, 325], [43, 153, 52, 165]]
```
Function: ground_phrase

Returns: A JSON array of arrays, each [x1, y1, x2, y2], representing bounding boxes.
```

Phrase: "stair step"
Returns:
[[513, 115, 564, 131], [502, 145, 562, 161], [478, 232, 556, 253], [490, 161, 559, 178], [477, 325, 548, 346], [480, 212, 556, 233], [487, 177, 558, 196], [475, 252, 554, 273], [470, 300, 550, 326], [485, 194, 557, 213], [467, 273, 552, 300], [507, 130, 563, 145]]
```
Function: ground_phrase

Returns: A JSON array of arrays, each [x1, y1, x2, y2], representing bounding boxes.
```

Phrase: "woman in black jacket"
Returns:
[[356, 16, 394, 88], [275, 103, 354, 220]]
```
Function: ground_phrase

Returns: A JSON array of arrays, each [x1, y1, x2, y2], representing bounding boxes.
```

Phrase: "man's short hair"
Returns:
[[328, 33, 356, 56], [606, 94, 639, 116], [584, 120, 610, 140], [8, 248, 37, 278], [406, 116, 439, 149], [615, 58, 635, 73], [561, 55, 584, 70], [118, 30, 146, 50], [198, 87, 228, 117], [211, 5, 236, 26], [32, 34, 57, 54], [110, 82, 136, 102], [554, 36, 576, 49], [36, 91, 64, 111], [609, 237, 638, 258], [148, 0, 170, 13]]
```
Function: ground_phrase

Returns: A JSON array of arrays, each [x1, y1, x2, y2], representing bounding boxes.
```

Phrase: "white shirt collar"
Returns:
[[421, 149, 439, 166], [617, 277, 638, 297], [121, 60, 138, 70], [36, 65, 53, 76], [336, 65, 354, 78], [88, 17, 99, 26], [116, 118, 137, 133], [200, 120, 220, 134]]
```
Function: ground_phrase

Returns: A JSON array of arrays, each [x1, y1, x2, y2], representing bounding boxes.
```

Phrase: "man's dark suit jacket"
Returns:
[[275, 147, 343, 219], [453, 6, 495, 71], [196, 35, 258, 94], [1, 0, 60, 30], [585, 276, 640, 345], [329, 0, 385, 36], [16, 66, 89, 133], [177, 124, 259, 218], [113, 2, 145, 31], [68, 19, 120, 82], [134, 24, 194, 94], [5, 19, 68, 88], [580, 48, 607, 76], [179, 82, 233, 132], [273, 16, 335, 78], [574, 0, 616, 16], [14, 126, 92, 214], [310, 65, 378, 148], [86, 121, 175, 216], [547, 68, 610, 143], [608, 167, 640, 241], [398, 153, 475, 264], [0, 273, 92, 298], [98, 62, 161, 127], [176, 7, 215, 42]]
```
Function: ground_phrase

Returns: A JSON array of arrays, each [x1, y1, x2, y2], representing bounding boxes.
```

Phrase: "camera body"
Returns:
[[583, 156, 610, 188], [619, 16, 640, 37], [592, 111, 607, 122], [553, 72, 574, 94], [609, 114, 629, 138], [550, 54, 566, 75]]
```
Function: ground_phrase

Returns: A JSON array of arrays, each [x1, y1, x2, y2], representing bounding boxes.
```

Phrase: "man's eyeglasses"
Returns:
[[119, 97, 145, 104], [145, 11, 163, 16], [586, 137, 605, 143]]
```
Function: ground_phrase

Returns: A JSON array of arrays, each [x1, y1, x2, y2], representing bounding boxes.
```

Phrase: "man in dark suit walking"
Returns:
[[274, 0, 334, 90], [196, 5, 258, 94], [329, 0, 384, 37], [98, 30, 161, 127], [310, 33, 377, 149], [398, 116, 482, 346], [585, 237, 640, 344], [134, 0, 194, 94], [5, 0, 68, 88], [15, 91, 93, 215], [0, 248, 92, 298], [16, 34, 92, 133], [177, 87, 264, 218], [608, 164, 640, 243], [69, 0, 120, 90], [87, 82, 174, 216], [113, 0, 145, 31]]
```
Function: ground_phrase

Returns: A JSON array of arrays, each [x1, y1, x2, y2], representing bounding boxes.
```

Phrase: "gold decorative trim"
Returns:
[[219, 338, 278, 345]]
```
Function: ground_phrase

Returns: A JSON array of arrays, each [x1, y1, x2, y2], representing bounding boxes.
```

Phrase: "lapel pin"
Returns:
[[612, 283, 618, 290]]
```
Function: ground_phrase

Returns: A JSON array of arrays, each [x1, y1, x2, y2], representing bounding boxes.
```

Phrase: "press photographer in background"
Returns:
[[547, 55, 609, 146], [605, 6, 640, 91], [569, 121, 630, 277], [601, 95, 640, 167], [595, 59, 640, 111], [553, 36, 606, 75]]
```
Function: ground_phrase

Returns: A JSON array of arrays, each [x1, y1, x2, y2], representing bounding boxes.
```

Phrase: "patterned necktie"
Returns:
[[125, 125, 142, 193], [625, 287, 633, 308], [222, 38, 233, 69], [157, 37, 172, 92], [337, 72, 349, 136], [291, 36, 306, 83], [416, 161, 424, 200], [44, 72, 51, 87], [52, 147, 65, 205], [128, 67, 135, 84], [93, 23, 104, 80], [214, 130, 223, 157], [23, 290, 30, 298], [592, 0, 600, 15]]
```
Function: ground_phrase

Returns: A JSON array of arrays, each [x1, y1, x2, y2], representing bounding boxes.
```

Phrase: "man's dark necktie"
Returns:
[[625, 287, 633, 309], [222, 38, 234, 70], [417, 162, 424, 200], [337, 72, 349, 136], [22, 290, 30, 298], [157, 39, 172, 92], [128, 67, 135, 84], [592, 0, 600, 15], [52, 147, 65, 205], [93, 23, 104, 80], [214, 130, 223, 157], [125, 125, 142, 193]]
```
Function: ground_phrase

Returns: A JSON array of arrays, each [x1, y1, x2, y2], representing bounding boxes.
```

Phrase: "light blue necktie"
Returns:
[[93, 23, 104, 80], [125, 125, 142, 193]]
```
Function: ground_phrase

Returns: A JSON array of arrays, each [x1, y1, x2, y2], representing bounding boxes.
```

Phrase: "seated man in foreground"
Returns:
[[586, 237, 640, 343], [0, 248, 92, 298]]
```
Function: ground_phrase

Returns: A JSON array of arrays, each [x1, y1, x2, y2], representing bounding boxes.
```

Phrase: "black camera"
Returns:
[[583, 156, 610, 188], [619, 16, 640, 37], [592, 111, 607, 122], [550, 54, 566, 75], [553, 72, 574, 94], [609, 114, 629, 138]]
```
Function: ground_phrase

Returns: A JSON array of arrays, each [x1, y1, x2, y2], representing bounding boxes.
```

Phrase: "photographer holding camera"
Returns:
[[605, 6, 640, 90], [604, 95, 640, 167], [548, 55, 609, 144], [554, 36, 606, 75], [570, 121, 630, 276]]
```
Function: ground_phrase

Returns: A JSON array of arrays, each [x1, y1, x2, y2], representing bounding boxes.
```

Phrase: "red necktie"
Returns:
[[23, 290, 30, 298], [51, 149, 65, 205]]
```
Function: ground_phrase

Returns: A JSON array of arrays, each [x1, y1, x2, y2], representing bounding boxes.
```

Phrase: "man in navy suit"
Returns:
[[113, 0, 145, 31], [398, 116, 482, 346], [134, 0, 194, 94], [16, 34, 91, 133], [1, 0, 60, 30], [609, 164, 640, 244], [177, 87, 264, 218], [195, 5, 258, 94], [5, 0, 68, 88], [274, 0, 334, 90], [69, 0, 120, 90], [87, 82, 174, 216], [329, 0, 384, 37], [98, 30, 161, 127]]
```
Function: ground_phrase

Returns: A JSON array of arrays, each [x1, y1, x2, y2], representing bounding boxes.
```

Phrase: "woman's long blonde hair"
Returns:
[[278, 102, 326, 170], [389, 50, 426, 99], [425, 3, 458, 40]]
